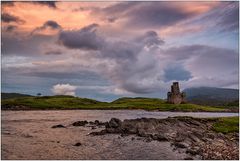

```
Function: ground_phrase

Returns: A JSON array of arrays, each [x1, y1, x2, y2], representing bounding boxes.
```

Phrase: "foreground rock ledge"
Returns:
[[90, 117, 239, 160]]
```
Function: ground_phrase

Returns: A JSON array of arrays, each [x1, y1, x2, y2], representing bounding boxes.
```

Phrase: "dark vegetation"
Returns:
[[1, 93, 237, 112]]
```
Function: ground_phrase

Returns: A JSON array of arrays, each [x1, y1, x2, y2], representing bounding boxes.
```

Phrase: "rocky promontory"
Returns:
[[88, 116, 239, 160]]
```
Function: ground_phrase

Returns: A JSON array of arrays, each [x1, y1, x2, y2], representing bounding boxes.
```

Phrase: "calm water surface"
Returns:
[[1, 110, 238, 160]]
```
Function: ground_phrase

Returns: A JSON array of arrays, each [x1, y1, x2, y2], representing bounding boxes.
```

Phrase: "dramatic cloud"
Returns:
[[1, 13, 25, 24], [52, 84, 77, 96], [162, 45, 238, 89], [135, 31, 165, 47], [92, 2, 216, 29], [189, 2, 239, 33], [5, 25, 17, 32], [1, 2, 238, 100], [56, 22, 238, 94], [124, 2, 197, 28], [58, 24, 105, 50], [44, 50, 62, 55], [33, 1, 57, 9], [2, 33, 56, 56], [164, 65, 192, 82], [216, 2, 239, 32], [58, 24, 165, 93], [31, 20, 62, 35]]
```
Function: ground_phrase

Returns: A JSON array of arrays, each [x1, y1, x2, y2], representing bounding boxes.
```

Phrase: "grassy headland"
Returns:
[[1, 95, 235, 112]]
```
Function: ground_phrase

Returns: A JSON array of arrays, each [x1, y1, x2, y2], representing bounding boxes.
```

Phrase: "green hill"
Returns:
[[184, 87, 239, 107], [1, 94, 231, 112]]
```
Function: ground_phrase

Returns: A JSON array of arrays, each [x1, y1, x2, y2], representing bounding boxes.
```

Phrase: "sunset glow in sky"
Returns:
[[1, 1, 239, 101]]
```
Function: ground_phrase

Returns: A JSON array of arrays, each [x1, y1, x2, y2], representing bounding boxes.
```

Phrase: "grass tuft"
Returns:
[[212, 117, 239, 134]]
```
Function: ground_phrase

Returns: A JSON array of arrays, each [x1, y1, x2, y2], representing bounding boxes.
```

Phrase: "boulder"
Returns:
[[51, 124, 65, 128], [173, 142, 189, 148], [151, 134, 168, 141], [72, 120, 88, 126], [106, 118, 122, 128], [74, 142, 82, 146]]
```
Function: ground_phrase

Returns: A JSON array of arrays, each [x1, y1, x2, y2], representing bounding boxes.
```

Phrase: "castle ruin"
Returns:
[[167, 82, 186, 104]]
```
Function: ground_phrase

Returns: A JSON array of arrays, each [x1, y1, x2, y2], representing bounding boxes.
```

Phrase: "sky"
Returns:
[[1, 1, 239, 101]]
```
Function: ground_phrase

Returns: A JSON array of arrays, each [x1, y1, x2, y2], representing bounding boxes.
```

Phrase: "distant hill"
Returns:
[[1, 93, 34, 100], [184, 87, 239, 107]]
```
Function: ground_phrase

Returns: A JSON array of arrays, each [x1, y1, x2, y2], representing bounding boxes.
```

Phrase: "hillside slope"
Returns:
[[1, 93, 34, 99], [1, 95, 231, 112], [184, 87, 239, 107]]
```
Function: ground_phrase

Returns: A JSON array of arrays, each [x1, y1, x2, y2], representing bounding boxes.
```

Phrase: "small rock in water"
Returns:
[[51, 124, 65, 128], [72, 121, 88, 126], [74, 142, 82, 146]]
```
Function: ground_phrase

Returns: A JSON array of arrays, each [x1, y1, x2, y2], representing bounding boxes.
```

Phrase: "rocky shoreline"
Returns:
[[53, 116, 239, 160]]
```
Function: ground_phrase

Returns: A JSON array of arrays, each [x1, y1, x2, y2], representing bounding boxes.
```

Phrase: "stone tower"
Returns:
[[167, 82, 186, 104]]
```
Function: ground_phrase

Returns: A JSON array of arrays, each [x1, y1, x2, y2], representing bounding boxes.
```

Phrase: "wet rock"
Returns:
[[184, 157, 193, 160], [94, 120, 100, 125], [188, 133, 201, 142], [121, 123, 137, 134], [175, 133, 186, 142], [88, 116, 239, 160], [192, 131, 204, 139], [94, 120, 107, 126], [206, 133, 215, 140], [137, 131, 148, 137], [100, 122, 107, 126], [22, 134, 33, 138], [89, 130, 107, 135], [151, 134, 168, 141], [91, 126, 97, 130], [186, 149, 199, 155], [106, 128, 120, 133], [173, 142, 189, 148], [106, 118, 122, 128], [144, 137, 152, 142], [89, 120, 106, 127], [74, 142, 82, 146], [51, 124, 65, 128], [72, 121, 88, 126]]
